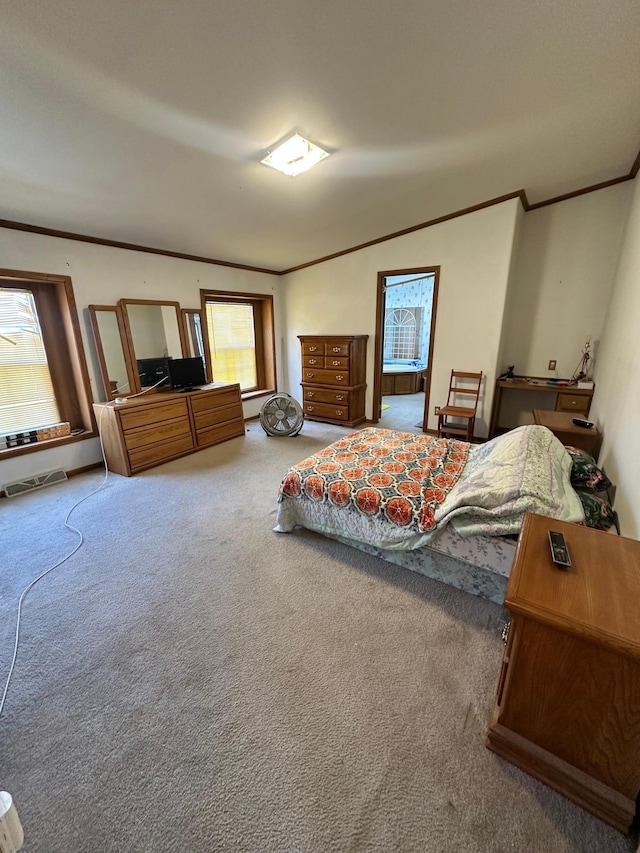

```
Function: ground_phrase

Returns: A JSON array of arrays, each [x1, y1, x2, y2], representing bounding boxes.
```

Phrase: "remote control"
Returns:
[[548, 530, 571, 568], [572, 417, 594, 428]]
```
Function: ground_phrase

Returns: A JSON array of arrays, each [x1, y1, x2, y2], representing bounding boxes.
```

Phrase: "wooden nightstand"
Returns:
[[533, 409, 602, 459], [486, 513, 640, 833]]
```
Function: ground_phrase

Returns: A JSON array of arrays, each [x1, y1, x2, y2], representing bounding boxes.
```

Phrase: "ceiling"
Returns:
[[2, 0, 640, 272]]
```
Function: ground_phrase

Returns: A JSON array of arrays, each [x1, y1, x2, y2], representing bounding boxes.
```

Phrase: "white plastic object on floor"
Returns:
[[0, 792, 23, 853]]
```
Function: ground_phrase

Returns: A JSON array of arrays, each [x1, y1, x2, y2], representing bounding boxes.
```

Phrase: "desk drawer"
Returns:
[[556, 393, 590, 415], [302, 368, 350, 386]]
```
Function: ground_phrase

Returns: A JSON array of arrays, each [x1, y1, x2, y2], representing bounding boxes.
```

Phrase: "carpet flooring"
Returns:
[[0, 419, 635, 852]]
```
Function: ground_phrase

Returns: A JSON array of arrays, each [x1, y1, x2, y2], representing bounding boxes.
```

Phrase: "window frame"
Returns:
[[199, 289, 276, 399], [0, 269, 97, 460]]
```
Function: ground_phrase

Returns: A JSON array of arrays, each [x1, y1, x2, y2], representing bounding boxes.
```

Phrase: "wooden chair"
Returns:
[[437, 370, 483, 441]]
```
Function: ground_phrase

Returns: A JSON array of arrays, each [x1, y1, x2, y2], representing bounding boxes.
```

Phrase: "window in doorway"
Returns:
[[384, 307, 422, 360]]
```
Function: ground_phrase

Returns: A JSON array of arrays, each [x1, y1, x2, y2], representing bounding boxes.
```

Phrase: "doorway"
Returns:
[[373, 267, 439, 432]]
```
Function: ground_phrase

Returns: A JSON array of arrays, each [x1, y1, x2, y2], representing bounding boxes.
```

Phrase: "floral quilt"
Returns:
[[275, 425, 585, 550], [276, 428, 471, 549]]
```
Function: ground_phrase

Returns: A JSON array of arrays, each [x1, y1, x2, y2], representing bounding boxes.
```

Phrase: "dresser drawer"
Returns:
[[303, 355, 325, 368], [556, 393, 590, 414], [324, 342, 350, 357], [302, 342, 323, 355], [129, 434, 194, 471], [194, 402, 243, 431], [302, 367, 350, 386], [190, 387, 241, 414], [324, 356, 349, 369], [196, 418, 245, 448], [303, 387, 349, 405], [303, 401, 349, 421], [124, 416, 191, 451], [120, 399, 188, 431]]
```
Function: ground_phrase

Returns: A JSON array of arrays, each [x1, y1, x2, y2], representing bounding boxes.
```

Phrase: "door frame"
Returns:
[[372, 265, 440, 431]]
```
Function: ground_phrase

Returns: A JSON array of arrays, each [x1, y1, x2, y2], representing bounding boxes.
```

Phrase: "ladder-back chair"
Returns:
[[437, 370, 483, 441]]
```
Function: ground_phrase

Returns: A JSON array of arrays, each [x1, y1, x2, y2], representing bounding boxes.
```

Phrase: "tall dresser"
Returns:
[[298, 335, 368, 428]]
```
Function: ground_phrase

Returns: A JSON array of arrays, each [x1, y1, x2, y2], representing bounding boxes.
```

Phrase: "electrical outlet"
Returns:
[[434, 406, 440, 415], [548, 360, 557, 371]]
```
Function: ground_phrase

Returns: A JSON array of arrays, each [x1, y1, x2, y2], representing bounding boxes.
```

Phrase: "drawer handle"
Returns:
[[309, 358, 317, 364], [307, 392, 314, 398], [336, 375, 344, 381], [309, 346, 318, 352], [336, 410, 343, 416], [306, 372, 314, 379], [332, 347, 340, 352], [336, 395, 344, 401], [571, 401, 577, 406], [306, 406, 314, 412], [332, 360, 341, 366]]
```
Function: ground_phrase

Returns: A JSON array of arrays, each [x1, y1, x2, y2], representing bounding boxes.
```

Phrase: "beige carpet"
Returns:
[[0, 419, 634, 852]]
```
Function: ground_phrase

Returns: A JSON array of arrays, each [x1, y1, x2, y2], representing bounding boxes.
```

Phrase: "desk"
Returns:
[[486, 513, 640, 833], [489, 376, 594, 438], [533, 410, 602, 459]]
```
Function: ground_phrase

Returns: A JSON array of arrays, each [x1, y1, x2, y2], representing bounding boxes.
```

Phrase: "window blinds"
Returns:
[[0, 289, 61, 435], [205, 301, 257, 391]]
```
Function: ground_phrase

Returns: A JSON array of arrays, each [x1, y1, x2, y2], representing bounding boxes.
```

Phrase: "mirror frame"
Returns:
[[119, 298, 188, 393], [88, 303, 136, 401], [181, 308, 206, 362]]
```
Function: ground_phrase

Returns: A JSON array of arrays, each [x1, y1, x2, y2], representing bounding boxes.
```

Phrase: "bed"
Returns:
[[274, 425, 586, 604]]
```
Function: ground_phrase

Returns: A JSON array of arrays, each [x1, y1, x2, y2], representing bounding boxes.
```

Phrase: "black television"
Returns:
[[137, 356, 171, 388], [167, 357, 206, 392]]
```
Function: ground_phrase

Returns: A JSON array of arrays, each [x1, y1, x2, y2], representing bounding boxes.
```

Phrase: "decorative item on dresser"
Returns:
[[486, 512, 640, 835], [93, 383, 245, 476], [298, 335, 368, 427]]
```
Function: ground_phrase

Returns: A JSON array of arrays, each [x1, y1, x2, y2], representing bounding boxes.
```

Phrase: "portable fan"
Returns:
[[259, 393, 304, 436]]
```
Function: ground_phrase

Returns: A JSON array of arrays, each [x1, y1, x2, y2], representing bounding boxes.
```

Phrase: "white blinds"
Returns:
[[0, 289, 61, 435], [206, 301, 257, 391]]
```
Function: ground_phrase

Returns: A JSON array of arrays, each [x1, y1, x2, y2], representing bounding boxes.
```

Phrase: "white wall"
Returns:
[[0, 228, 281, 484], [502, 183, 632, 379], [282, 198, 521, 437], [589, 175, 640, 537]]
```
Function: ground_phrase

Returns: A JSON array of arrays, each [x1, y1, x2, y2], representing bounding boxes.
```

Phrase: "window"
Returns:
[[0, 270, 96, 456], [384, 307, 421, 360], [200, 290, 275, 396], [0, 289, 60, 434]]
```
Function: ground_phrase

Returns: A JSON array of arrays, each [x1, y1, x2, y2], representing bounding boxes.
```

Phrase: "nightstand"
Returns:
[[533, 409, 602, 459], [486, 513, 640, 833]]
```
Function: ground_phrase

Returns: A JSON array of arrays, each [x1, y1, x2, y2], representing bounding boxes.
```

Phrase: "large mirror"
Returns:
[[88, 304, 135, 401], [120, 299, 187, 393], [182, 309, 205, 360]]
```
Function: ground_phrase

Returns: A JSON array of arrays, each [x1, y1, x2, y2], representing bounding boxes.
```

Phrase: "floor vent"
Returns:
[[3, 469, 68, 498]]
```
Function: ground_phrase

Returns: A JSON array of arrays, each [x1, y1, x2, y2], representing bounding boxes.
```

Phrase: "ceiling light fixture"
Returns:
[[261, 133, 330, 177]]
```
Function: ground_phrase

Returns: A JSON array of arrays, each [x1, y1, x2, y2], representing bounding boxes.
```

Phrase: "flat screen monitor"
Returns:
[[137, 356, 171, 388], [167, 357, 206, 392]]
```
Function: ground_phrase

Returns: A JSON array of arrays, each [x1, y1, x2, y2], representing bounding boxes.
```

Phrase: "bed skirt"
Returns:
[[330, 534, 511, 605]]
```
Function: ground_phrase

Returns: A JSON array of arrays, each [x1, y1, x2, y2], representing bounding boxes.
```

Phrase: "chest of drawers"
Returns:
[[94, 383, 244, 476], [298, 335, 368, 427]]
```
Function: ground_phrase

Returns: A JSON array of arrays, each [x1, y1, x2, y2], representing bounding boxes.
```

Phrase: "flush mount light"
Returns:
[[261, 133, 330, 176]]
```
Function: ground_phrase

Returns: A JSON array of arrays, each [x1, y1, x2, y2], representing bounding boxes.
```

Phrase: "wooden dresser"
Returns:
[[298, 335, 368, 427], [93, 383, 245, 476], [486, 513, 640, 833]]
